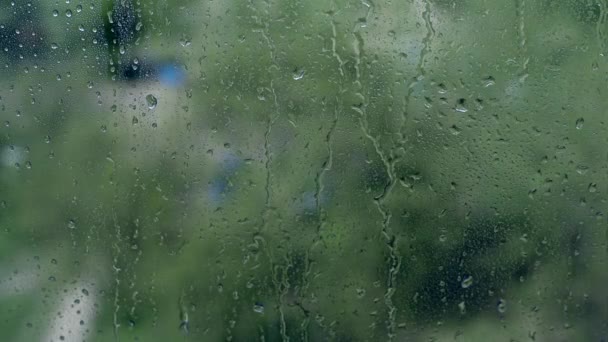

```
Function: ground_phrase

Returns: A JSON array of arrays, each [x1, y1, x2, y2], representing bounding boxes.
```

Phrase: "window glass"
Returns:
[[1, 0, 606, 341]]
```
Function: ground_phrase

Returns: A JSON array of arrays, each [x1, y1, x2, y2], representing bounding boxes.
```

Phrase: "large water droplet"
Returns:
[[146, 94, 158, 109]]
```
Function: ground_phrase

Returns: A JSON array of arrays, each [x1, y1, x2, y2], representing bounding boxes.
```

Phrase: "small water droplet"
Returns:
[[292, 68, 305, 80], [146, 94, 158, 109], [179, 36, 191, 47], [65, 9, 72, 17], [438, 83, 447, 94], [497, 298, 507, 314], [458, 301, 466, 314], [52, 9, 59, 17], [67, 219, 76, 229], [576, 165, 589, 175], [575, 118, 584, 129], [455, 98, 468, 113], [253, 302, 264, 314], [482, 76, 495, 87], [461, 275, 473, 289], [588, 183, 597, 193]]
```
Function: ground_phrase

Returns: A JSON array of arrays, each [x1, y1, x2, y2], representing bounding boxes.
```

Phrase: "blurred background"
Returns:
[[0, 0, 606, 341]]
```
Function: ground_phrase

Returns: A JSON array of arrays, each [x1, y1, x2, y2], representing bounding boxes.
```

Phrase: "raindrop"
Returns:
[[179, 37, 191, 47], [455, 98, 468, 113], [576, 165, 589, 175], [497, 298, 507, 314], [438, 83, 447, 94], [146, 94, 158, 109], [458, 301, 466, 314], [292, 68, 305, 80], [461, 275, 473, 288], [67, 219, 76, 229], [575, 118, 584, 129], [253, 302, 264, 314], [482, 76, 495, 87], [65, 9, 72, 17], [52, 9, 59, 17]]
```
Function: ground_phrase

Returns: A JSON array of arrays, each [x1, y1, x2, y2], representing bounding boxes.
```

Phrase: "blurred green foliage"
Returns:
[[0, 0, 606, 341]]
